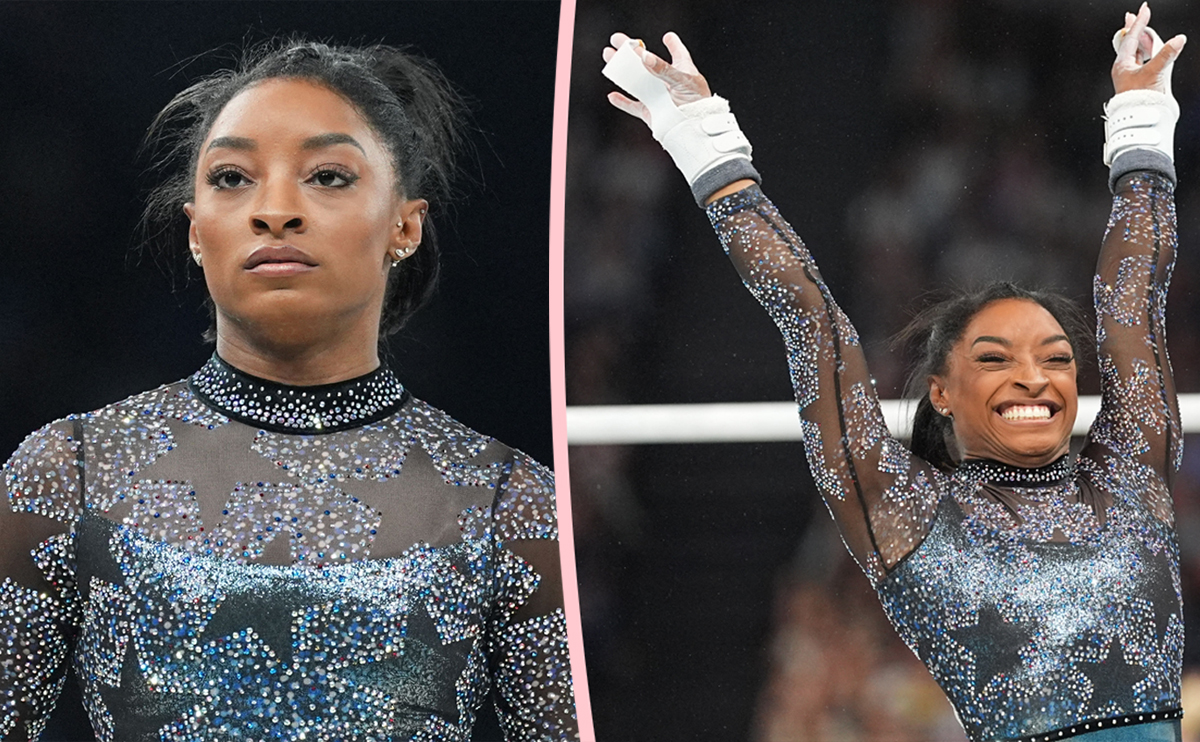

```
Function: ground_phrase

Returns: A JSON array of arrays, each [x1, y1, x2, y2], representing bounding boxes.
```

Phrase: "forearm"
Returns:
[[1090, 169, 1181, 484], [706, 185, 944, 578]]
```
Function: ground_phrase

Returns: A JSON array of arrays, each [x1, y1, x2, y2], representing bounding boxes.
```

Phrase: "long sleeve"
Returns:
[[485, 454, 577, 741], [706, 185, 946, 583], [1085, 169, 1181, 521], [0, 420, 84, 742]]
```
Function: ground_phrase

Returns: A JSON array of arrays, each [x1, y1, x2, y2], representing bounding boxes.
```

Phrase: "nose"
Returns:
[[250, 181, 306, 237], [1012, 359, 1049, 395]]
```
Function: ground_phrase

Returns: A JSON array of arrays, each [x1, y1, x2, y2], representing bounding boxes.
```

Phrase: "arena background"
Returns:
[[0, 2, 559, 739], [565, 0, 1200, 739]]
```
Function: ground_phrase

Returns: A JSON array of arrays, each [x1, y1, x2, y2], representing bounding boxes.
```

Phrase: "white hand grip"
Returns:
[[602, 41, 685, 140]]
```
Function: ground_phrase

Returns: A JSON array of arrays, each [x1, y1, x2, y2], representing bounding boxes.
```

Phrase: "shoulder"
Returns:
[[404, 396, 557, 541], [402, 395, 550, 473], [4, 415, 85, 523], [79, 379, 222, 428], [6, 378, 224, 492]]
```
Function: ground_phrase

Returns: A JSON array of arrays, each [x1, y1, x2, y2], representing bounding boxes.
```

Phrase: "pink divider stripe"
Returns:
[[548, 0, 595, 738]]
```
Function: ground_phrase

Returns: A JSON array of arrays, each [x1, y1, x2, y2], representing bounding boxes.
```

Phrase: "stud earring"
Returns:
[[192, 251, 203, 267], [390, 247, 412, 268]]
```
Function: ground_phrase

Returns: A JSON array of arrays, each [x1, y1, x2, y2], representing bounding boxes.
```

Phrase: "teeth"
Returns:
[[1001, 405, 1051, 421]]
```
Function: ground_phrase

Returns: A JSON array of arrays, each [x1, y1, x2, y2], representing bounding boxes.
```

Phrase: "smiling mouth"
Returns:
[[999, 404, 1054, 421]]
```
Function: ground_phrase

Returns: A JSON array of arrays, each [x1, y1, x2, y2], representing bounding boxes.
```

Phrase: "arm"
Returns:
[[602, 34, 948, 582], [1085, 6, 1185, 519], [486, 455, 577, 741], [0, 420, 84, 742]]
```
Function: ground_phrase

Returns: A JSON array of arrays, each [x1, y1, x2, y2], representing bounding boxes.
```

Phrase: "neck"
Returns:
[[215, 321, 380, 386]]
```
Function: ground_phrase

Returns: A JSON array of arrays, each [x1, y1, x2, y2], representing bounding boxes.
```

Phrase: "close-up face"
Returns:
[[929, 298, 1079, 468], [185, 77, 425, 350]]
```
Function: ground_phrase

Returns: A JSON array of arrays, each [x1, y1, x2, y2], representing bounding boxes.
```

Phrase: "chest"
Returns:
[[72, 512, 498, 741]]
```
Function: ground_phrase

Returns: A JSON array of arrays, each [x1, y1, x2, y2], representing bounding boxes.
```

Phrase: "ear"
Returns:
[[389, 198, 428, 263], [928, 376, 950, 416], [184, 202, 201, 263]]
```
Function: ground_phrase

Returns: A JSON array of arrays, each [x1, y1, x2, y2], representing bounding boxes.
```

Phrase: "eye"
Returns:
[[206, 167, 251, 190], [975, 353, 1008, 364], [1046, 354, 1075, 366], [307, 166, 358, 188]]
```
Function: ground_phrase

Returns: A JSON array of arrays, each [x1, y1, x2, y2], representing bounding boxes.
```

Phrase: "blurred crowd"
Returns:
[[566, 0, 1200, 738]]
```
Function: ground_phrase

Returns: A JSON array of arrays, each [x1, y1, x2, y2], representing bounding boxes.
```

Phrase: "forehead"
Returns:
[[961, 298, 1068, 343], [203, 78, 387, 156]]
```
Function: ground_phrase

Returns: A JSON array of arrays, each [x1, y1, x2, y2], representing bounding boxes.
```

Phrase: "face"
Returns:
[[928, 298, 1078, 468], [184, 78, 426, 352]]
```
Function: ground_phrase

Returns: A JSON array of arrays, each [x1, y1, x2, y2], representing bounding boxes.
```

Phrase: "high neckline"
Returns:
[[955, 456, 1073, 487], [188, 354, 408, 434]]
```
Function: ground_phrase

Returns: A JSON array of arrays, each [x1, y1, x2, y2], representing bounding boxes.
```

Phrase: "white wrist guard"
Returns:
[[1103, 89, 1179, 165], [1104, 24, 1178, 166], [603, 41, 752, 186]]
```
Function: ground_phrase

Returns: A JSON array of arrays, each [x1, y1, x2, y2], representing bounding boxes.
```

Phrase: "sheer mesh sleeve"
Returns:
[[486, 454, 577, 741], [706, 185, 947, 582], [0, 420, 84, 742], [1084, 171, 1181, 522]]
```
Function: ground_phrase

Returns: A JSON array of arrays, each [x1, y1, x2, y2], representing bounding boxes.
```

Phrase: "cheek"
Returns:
[[191, 199, 240, 251], [958, 374, 999, 408]]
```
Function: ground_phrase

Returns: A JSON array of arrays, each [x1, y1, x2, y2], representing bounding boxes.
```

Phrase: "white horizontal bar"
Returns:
[[566, 394, 1200, 445]]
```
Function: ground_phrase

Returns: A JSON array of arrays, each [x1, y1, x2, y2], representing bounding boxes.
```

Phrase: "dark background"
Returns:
[[565, 0, 1200, 739], [0, 2, 558, 740]]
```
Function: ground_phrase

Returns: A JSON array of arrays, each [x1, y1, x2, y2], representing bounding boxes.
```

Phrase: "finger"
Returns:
[[1116, 16, 1143, 60], [1126, 3, 1151, 50], [606, 91, 651, 123], [640, 49, 673, 77], [609, 32, 633, 49], [639, 49, 701, 92], [662, 31, 699, 75], [603, 46, 615, 63], [1143, 33, 1187, 75]]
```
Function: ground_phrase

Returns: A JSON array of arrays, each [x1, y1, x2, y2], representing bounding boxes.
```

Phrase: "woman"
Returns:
[[603, 6, 1184, 741], [0, 37, 576, 742]]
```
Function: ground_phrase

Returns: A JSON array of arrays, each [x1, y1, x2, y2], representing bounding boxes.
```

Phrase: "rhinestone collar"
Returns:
[[955, 456, 1074, 487], [188, 354, 409, 434]]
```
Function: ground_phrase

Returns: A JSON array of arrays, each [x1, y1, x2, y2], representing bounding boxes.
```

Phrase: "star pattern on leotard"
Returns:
[[948, 603, 1033, 695], [83, 521, 510, 741]]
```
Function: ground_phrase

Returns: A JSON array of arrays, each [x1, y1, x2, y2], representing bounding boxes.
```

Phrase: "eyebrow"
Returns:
[[302, 133, 365, 154], [970, 334, 1071, 347], [205, 133, 366, 155], [206, 136, 255, 152]]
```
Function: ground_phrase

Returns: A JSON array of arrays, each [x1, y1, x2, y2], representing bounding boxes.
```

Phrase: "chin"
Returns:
[[222, 298, 353, 346], [1006, 440, 1071, 467]]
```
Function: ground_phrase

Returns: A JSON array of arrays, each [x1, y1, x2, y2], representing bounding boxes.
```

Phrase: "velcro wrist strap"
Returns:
[[1103, 89, 1179, 165]]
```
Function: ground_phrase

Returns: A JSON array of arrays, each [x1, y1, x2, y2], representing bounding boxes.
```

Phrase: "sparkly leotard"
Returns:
[[706, 172, 1182, 741], [0, 355, 577, 741]]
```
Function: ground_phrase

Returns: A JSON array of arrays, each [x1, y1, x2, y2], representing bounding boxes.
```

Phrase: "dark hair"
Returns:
[[139, 37, 468, 339], [894, 282, 1091, 471]]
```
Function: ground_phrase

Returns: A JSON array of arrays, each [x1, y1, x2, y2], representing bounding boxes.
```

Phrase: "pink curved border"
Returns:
[[549, 0, 595, 739]]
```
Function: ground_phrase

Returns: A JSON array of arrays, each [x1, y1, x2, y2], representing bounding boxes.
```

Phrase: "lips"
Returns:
[[244, 245, 318, 270]]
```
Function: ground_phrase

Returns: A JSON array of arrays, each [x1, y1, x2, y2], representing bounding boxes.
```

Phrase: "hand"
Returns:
[[1112, 3, 1186, 95], [602, 32, 711, 125]]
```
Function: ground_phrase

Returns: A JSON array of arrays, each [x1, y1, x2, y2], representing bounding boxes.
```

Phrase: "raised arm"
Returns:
[[1085, 5, 1185, 514], [602, 34, 948, 583], [485, 454, 577, 741], [0, 420, 84, 742]]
